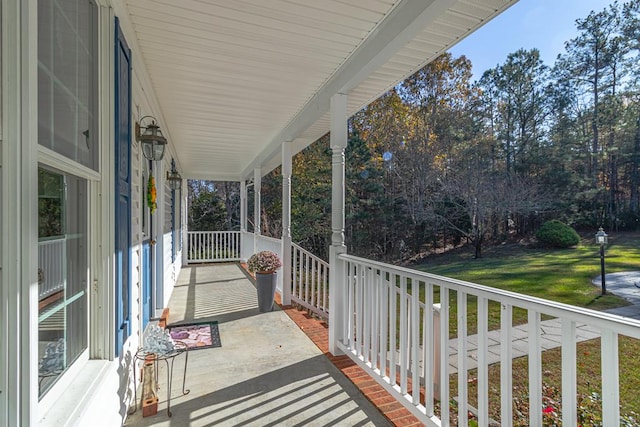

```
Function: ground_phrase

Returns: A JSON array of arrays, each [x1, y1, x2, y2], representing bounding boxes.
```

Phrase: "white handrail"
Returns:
[[334, 253, 640, 426], [292, 243, 329, 319], [187, 231, 241, 263]]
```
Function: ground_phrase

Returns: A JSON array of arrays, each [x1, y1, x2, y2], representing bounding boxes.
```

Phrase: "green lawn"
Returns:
[[412, 234, 640, 334], [414, 233, 640, 309], [408, 232, 640, 422]]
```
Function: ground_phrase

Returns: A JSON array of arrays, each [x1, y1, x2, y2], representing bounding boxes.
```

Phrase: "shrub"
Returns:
[[536, 220, 580, 248]]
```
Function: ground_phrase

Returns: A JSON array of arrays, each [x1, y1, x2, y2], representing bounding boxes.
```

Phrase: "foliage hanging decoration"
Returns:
[[147, 173, 157, 214]]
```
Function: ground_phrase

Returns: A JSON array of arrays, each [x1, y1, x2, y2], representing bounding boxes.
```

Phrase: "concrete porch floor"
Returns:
[[124, 263, 393, 427]]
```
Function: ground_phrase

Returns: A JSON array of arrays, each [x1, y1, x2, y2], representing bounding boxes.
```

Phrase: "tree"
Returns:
[[439, 141, 542, 258], [187, 180, 227, 231], [495, 49, 550, 175]]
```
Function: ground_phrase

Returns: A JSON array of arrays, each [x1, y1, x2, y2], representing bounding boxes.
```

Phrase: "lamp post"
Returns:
[[595, 227, 608, 295]]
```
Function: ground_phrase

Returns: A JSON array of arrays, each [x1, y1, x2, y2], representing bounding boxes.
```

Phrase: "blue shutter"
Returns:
[[114, 17, 132, 355]]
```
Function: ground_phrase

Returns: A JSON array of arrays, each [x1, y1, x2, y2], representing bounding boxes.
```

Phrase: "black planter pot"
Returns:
[[255, 272, 277, 312]]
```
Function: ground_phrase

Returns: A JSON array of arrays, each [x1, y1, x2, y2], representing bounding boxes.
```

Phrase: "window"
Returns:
[[37, 167, 88, 397], [37, 0, 98, 398], [38, 0, 99, 170]]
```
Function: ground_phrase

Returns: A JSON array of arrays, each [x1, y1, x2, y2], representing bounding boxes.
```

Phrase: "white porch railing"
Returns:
[[335, 254, 640, 427], [240, 230, 254, 262], [187, 231, 241, 263], [292, 243, 329, 319], [38, 238, 66, 300], [253, 234, 284, 294], [253, 234, 282, 258]]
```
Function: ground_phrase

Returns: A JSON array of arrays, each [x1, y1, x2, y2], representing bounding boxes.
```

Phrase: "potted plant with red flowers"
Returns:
[[247, 250, 282, 312]]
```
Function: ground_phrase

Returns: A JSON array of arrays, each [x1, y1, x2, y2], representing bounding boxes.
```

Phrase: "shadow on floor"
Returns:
[[126, 353, 387, 427], [125, 263, 390, 427]]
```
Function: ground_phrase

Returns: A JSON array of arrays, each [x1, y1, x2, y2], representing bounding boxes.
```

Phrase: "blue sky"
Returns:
[[448, 0, 615, 79]]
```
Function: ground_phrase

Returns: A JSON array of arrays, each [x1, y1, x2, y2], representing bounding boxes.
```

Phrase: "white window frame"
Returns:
[[36, 0, 115, 420]]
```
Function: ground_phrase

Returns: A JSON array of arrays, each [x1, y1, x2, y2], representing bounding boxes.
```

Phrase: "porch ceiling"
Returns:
[[123, 0, 516, 181]]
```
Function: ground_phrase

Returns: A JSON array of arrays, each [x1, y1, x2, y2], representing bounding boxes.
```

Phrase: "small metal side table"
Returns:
[[131, 340, 190, 417]]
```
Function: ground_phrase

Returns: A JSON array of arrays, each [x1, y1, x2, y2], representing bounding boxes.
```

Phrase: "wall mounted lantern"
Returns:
[[136, 115, 167, 161], [167, 159, 182, 190]]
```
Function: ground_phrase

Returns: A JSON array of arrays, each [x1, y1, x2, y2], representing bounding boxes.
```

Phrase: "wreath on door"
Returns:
[[147, 173, 157, 214]]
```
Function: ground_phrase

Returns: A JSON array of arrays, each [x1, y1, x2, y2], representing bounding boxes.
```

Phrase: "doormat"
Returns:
[[167, 321, 221, 350]]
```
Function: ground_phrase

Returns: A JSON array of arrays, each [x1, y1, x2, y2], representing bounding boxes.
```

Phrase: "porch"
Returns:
[[177, 231, 640, 426], [124, 263, 397, 426]]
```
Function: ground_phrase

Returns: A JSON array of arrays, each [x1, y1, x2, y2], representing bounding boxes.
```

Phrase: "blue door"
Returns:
[[114, 18, 132, 355]]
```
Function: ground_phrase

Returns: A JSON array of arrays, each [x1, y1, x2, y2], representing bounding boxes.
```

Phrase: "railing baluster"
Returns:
[[411, 277, 420, 404], [500, 303, 513, 426], [389, 273, 397, 387], [457, 290, 468, 427], [363, 267, 371, 362], [304, 253, 309, 307], [399, 276, 408, 394], [424, 282, 434, 415], [356, 263, 364, 358], [312, 257, 318, 310], [528, 310, 541, 427], [380, 272, 388, 379], [561, 319, 577, 426], [477, 296, 489, 426], [440, 286, 450, 427], [292, 247, 298, 299], [601, 329, 620, 427], [346, 261, 353, 347], [323, 264, 328, 311], [372, 269, 380, 370]]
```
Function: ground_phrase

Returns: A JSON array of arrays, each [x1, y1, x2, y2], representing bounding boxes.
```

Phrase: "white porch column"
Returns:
[[329, 93, 348, 355], [155, 160, 165, 308], [181, 178, 188, 267], [281, 141, 293, 305], [253, 168, 261, 236], [240, 179, 248, 261], [240, 180, 247, 233]]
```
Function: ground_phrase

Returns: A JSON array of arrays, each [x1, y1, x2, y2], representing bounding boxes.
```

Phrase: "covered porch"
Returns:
[[124, 263, 399, 426], [178, 231, 640, 426], [6, 0, 640, 426]]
